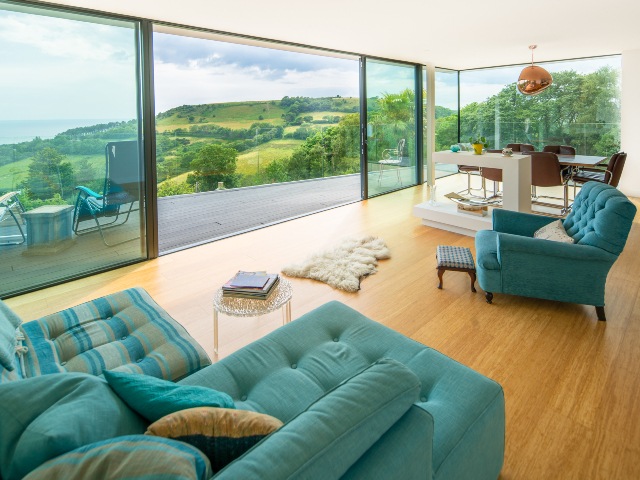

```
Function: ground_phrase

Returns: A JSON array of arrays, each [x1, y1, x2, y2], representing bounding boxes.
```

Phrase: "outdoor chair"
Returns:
[[72, 140, 140, 246], [0, 191, 26, 245], [571, 152, 627, 197], [378, 138, 406, 185], [543, 145, 576, 155]]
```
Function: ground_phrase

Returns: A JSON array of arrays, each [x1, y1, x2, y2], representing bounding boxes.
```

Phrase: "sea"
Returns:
[[0, 119, 126, 146]]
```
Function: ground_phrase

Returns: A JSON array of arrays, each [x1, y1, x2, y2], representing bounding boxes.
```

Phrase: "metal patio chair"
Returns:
[[0, 191, 26, 245], [72, 141, 140, 246]]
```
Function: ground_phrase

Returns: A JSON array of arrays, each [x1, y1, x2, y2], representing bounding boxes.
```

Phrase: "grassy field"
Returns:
[[236, 139, 303, 175], [0, 153, 104, 192], [156, 101, 287, 132]]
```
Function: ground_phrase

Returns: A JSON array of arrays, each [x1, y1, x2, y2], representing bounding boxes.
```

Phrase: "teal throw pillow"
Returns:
[[23, 435, 212, 480], [0, 373, 147, 480], [103, 369, 235, 422], [0, 300, 22, 371]]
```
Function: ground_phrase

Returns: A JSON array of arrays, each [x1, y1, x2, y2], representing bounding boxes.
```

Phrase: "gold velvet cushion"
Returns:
[[533, 219, 575, 244], [146, 407, 283, 473]]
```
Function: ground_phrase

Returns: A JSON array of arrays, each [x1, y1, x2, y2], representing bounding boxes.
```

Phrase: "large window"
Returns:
[[0, 1, 145, 297], [459, 56, 621, 154], [153, 26, 360, 253]]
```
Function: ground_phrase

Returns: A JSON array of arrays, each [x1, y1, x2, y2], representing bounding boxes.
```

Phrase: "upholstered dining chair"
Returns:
[[474, 182, 637, 321], [480, 149, 504, 199], [530, 151, 571, 213], [505, 143, 535, 153], [543, 145, 576, 155], [571, 152, 627, 197]]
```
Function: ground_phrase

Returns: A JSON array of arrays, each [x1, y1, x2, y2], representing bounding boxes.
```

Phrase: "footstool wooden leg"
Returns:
[[469, 270, 477, 293], [485, 292, 493, 304], [437, 268, 444, 289]]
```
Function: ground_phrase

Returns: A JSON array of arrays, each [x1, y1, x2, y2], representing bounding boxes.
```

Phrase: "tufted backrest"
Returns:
[[563, 182, 637, 256]]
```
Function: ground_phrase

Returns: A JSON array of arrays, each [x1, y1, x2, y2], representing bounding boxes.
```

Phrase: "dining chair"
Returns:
[[480, 149, 503, 199], [530, 152, 571, 213], [505, 143, 536, 153], [571, 152, 626, 197], [543, 145, 576, 155]]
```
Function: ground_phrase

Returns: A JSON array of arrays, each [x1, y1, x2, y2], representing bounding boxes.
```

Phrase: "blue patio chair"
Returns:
[[0, 191, 26, 245], [72, 141, 140, 246]]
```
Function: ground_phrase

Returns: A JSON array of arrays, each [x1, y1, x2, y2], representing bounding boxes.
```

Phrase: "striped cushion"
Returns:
[[436, 245, 475, 269], [20, 287, 210, 381], [22, 435, 212, 480], [146, 407, 283, 473]]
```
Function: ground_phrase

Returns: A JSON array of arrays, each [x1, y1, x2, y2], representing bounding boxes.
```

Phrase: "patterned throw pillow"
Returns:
[[22, 435, 212, 480], [533, 219, 575, 244], [146, 407, 283, 473], [103, 370, 235, 422]]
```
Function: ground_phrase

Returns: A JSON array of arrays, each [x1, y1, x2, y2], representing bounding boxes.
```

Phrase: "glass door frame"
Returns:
[[359, 56, 423, 199]]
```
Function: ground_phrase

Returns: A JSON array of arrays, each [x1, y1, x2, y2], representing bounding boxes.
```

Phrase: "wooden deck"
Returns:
[[158, 174, 361, 253]]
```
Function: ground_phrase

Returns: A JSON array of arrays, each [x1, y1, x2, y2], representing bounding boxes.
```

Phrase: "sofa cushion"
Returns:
[[103, 369, 235, 422], [182, 301, 505, 480], [0, 373, 147, 480], [20, 287, 210, 381], [214, 358, 421, 479], [22, 435, 212, 480], [146, 407, 283, 473], [0, 299, 22, 371]]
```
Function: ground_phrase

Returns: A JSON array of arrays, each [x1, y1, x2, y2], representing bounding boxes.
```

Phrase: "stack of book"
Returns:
[[222, 271, 280, 299]]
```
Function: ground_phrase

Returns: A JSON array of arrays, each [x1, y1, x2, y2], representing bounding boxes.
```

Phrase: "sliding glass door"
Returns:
[[0, 1, 146, 297], [364, 59, 419, 197]]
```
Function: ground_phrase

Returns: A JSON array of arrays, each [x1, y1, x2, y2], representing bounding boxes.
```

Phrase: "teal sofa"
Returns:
[[1, 292, 504, 479], [475, 182, 636, 320]]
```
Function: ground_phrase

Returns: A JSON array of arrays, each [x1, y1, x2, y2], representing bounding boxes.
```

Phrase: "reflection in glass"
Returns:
[[0, 3, 145, 297]]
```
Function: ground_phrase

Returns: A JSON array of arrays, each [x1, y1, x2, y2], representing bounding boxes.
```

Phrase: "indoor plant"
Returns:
[[469, 135, 488, 155]]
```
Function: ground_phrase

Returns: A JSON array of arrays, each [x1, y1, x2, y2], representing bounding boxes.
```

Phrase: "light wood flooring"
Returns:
[[7, 177, 640, 479]]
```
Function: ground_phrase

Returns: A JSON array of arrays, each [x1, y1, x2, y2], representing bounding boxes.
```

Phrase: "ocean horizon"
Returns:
[[0, 118, 129, 146]]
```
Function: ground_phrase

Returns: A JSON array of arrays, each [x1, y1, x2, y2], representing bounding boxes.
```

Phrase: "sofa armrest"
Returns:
[[492, 209, 556, 237], [214, 358, 422, 479]]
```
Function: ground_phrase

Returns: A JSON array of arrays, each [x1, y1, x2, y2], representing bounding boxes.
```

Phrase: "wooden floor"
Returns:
[[7, 179, 640, 479]]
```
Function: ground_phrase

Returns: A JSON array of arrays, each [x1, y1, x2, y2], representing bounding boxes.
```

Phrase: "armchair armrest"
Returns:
[[492, 209, 556, 237], [75, 186, 102, 199], [214, 358, 422, 479], [497, 233, 617, 263]]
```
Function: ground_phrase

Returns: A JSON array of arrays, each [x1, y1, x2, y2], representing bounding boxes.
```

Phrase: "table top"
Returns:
[[557, 154, 607, 167], [213, 277, 292, 317]]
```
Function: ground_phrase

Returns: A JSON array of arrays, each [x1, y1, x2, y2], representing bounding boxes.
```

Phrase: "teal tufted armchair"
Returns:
[[475, 182, 637, 320]]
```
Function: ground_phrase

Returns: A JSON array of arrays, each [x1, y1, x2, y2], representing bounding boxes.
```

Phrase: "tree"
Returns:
[[20, 147, 75, 200], [187, 144, 238, 191]]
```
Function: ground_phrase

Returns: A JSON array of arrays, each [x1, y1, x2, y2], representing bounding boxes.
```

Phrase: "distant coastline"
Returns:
[[0, 119, 126, 146]]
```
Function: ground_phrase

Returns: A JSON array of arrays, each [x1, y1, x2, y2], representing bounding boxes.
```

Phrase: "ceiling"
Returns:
[[42, 0, 640, 69]]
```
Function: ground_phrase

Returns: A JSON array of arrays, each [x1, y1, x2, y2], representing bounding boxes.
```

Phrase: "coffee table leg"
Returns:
[[282, 300, 292, 324], [213, 308, 219, 355]]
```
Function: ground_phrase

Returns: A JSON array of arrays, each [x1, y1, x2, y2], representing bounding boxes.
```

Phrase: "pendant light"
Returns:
[[517, 45, 553, 95]]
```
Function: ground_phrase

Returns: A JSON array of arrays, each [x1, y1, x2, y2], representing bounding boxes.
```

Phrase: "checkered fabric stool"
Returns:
[[436, 245, 477, 292]]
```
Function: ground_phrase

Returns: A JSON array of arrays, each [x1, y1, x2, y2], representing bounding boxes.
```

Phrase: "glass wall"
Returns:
[[0, 1, 145, 297], [434, 69, 459, 180], [365, 59, 418, 197], [459, 56, 621, 154], [153, 26, 360, 253]]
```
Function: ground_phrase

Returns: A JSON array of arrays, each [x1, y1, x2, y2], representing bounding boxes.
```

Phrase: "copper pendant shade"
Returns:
[[517, 45, 553, 95]]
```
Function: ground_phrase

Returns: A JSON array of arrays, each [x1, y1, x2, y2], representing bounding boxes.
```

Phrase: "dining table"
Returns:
[[557, 154, 607, 168]]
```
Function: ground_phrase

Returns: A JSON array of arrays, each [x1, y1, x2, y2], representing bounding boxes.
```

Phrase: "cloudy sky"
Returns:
[[0, 4, 620, 125]]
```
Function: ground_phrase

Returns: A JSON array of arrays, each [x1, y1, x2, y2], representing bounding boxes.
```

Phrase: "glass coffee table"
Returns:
[[212, 278, 293, 355]]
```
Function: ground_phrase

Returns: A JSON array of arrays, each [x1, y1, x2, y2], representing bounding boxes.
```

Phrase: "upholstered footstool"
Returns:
[[436, 245, 477, 292]]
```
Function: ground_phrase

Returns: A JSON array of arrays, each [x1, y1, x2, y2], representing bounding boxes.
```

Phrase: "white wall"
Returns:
[[619, 50, 640, 197]]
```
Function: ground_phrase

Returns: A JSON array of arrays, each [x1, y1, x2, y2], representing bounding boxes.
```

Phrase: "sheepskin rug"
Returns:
[[281, 236, 390, 292]]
